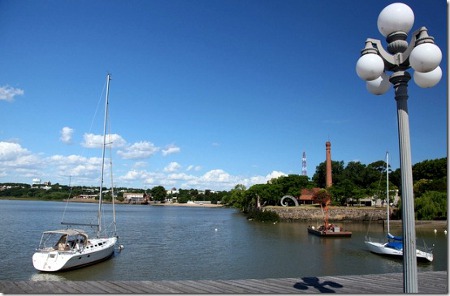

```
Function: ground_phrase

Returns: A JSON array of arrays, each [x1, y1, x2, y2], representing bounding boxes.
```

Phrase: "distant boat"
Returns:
[[32, 74, 121, 272], [307, 224, 352, 237], [307, 194, 352, 238], [364, 152, 433, 262]]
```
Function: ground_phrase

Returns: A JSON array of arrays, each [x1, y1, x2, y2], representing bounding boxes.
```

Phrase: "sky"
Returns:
[[0, 0, 447, 191]]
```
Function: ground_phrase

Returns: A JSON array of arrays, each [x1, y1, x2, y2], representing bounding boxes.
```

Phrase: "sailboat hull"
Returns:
[[364, 240, 433, 262], [33, 237, 117, 272]]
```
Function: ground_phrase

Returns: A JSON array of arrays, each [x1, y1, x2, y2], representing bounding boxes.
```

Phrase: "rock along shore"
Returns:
[[263, 205, 386, 222], [263, 206, 448, 230]]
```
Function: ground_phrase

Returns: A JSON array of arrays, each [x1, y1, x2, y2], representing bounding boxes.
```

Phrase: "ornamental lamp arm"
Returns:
[[361, 38, 396, 70]]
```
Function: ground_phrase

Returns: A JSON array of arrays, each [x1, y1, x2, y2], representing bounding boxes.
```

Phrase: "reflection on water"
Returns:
[[0, 200, 447, 281], [30, 273, 66, 282]]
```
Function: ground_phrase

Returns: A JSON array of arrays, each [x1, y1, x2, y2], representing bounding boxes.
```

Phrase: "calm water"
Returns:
[[0, 200, 447, 281]]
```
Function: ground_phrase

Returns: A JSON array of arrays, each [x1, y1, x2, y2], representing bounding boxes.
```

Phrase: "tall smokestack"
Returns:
[[326, 141, 332, 188]]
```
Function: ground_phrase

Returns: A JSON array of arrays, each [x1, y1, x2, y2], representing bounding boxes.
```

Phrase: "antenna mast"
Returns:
[[302, 151, 307, 176]]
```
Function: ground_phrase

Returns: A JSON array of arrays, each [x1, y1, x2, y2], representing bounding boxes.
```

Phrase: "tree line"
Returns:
[[0, 157, 446, 220]]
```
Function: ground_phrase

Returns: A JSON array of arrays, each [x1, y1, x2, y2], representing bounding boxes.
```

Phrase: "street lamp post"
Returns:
[[355, 3, 442, 293]]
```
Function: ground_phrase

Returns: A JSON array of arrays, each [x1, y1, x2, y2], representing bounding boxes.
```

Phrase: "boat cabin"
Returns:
[[37, 229, 88, 252]]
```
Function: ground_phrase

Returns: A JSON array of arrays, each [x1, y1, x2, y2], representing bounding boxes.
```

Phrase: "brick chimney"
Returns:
[[326, 141, 332, 188]]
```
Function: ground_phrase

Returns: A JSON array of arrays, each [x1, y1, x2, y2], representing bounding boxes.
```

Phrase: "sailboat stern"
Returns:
[[32, 250, 73, 272]]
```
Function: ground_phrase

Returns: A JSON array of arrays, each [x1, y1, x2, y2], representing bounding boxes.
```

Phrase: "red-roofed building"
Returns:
[[298, 188, 321, 204]]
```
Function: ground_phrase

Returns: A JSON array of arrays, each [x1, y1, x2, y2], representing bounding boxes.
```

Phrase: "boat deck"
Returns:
[[0, 271, 446, 294], [307, 226, 352, 237]]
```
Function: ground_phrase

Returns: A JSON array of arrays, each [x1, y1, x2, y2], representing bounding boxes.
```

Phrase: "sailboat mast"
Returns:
[[386, 151, 390, 234], [98, 73, 111, 236]]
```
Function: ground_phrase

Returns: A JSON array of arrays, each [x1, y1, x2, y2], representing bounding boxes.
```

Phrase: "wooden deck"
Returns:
[[0, 271, 447, 294]]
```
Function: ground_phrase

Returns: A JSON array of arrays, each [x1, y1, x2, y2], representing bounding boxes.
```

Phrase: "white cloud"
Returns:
[[202, 169, 233, 182], [164, 162, 181, 172], [0, 85, 24, 102], [0, 141, 43, 180], [48, 154, 103, 178], [167, 172, 196, 181], [115, 165, 289, 191], [133, 161, 148, 168], [120, 170, 142, 180], [82, 133, 126, 148], [243, 170, 287, 187], [266, 170, 287, 181], [186, 165, 201, 171], [161, 144, 180, 156], [117, 141, 159, 159], [60, 127, 74, 144], [178, 169, 241, 190], [0, 138, 290, 192], [0, 141, 39, 166]]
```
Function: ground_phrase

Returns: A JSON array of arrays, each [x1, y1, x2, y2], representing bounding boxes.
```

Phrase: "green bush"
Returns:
[[246, 209, 280, 223], [415, 191, 447, 220]]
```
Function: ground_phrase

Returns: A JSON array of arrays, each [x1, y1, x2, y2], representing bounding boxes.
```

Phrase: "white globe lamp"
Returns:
[[356, 53, 384, 81], [409, 43, 442, 72], [413, 66, 442, 88], [366, 72, 391, 95], [377, 3, 415, 37]]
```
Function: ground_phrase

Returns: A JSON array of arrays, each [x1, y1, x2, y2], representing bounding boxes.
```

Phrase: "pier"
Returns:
[[0, 271, 446, 294]]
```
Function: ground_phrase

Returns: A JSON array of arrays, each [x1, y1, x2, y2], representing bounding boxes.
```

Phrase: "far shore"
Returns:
[[0, 198, 447, 229]]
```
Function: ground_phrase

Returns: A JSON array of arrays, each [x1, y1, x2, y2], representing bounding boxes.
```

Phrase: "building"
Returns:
[[123, 193, 145, 204], [298, 188, 321, 204]]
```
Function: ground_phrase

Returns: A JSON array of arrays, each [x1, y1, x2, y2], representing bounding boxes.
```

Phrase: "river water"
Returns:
[[0, 200, 446, 281]]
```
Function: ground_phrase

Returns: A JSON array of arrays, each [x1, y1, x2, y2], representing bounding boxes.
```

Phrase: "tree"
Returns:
[[227, 184, 247, 208], [312, 160, 345, 188], [314, 189, 331, 206], [343, 161, 367, 187], [413, 158, 447, 180], [269, 174, 311, 196], [414, 191, 447, 220], [151, 186, 167, 202]]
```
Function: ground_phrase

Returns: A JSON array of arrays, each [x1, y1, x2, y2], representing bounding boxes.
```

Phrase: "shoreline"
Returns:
[[0, 198, 446, 228]]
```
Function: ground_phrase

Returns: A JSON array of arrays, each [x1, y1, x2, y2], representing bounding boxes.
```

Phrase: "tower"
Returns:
[[326, 141, 332, 188], [301, 151, 307, 176]]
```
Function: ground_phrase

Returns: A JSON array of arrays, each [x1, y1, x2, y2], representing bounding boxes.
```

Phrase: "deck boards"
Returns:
[[0, 270, 446, 294]]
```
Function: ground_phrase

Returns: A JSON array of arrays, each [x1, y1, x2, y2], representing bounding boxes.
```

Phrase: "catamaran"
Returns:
[[33, 74, 121, 272], [364, 152, 433, 262]]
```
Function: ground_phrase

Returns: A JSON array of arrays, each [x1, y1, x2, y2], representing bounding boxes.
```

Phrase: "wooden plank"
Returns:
[[138, 280, 188, 293], [181, 280, 232, 293], [222, 279, 277, 293], [242, 278, 299, 293], [198, 279, 269, 293], [158, 279, 214, 293], [0, 281, 23, 294], [0, 271, 447, 294], [110, 281, 155, 294], [33, 281, 70, 294], [83, 281, 126, 293]]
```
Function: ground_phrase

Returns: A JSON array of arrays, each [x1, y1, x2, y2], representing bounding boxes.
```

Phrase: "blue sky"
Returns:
[[0, 0, 447, 191]]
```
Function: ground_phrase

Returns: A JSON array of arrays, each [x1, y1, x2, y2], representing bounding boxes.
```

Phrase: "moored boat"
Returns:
[[364, 152, 433, 262], [32, 74, 121, 272], [308, 224, 352, 237]]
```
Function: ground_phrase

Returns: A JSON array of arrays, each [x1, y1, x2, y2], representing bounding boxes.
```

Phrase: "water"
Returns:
[[0, 200, 446, 281]]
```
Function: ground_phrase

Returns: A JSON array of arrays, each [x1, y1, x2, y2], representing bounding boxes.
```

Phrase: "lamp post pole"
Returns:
[[391, 71, 418, 292], [356, 3, 442, 293]]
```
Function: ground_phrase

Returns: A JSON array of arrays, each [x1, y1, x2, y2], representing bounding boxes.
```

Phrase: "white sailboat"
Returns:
[[33, 74, 120, 272], [364, 152, 433, 262]]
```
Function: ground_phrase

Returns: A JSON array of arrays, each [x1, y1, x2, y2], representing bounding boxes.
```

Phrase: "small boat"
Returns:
[[32, 229, 117, 271], [307, 194, 352, 238], [33, 74, 120, 272], [365, 233, 433, 262], [364, 152, 433, 262], [307, 224, 352, 237]]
